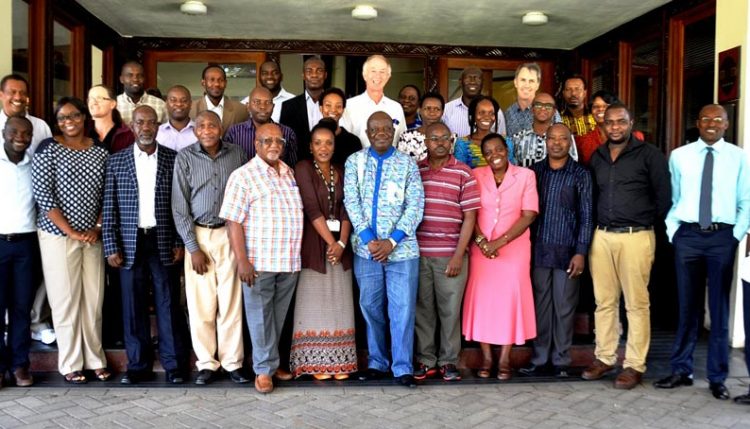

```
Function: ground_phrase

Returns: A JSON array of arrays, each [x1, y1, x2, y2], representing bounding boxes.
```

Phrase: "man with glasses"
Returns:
[[508, 93, 575, 168], [656, 104, 750, 401], [561, 76, 596, 137], [221, 123, 303, 394], [225, 86, 297, 167], [280, 56, 327, 161]]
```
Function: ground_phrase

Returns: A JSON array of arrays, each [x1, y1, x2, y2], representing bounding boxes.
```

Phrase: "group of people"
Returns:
[[1, 53, 749, 403]]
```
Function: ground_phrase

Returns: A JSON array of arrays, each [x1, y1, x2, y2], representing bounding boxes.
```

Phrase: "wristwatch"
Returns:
[[474, 234, 486, 245], [387, 237, 397, 248], [336, 240, 346, 249]]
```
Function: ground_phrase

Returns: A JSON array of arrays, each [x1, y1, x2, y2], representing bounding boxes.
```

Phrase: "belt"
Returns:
[[683, 222, 734, 232], [0, 232, 36, 242], [138, 227, 156, 236], [596, 225, 653, 233], [194, 221, 226, 229]]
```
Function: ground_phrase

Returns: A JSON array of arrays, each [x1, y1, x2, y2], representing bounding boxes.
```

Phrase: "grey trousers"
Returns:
[[242, 271, 298, 375], [414, 255, 468, 367], [531, 267, 579, 367]]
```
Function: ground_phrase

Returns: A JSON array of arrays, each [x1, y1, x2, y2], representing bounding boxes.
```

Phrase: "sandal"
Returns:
[[497, 367, 512, 381], [477, 357, 493, 379], [64, 371, 87, 384], [313, 374, 332, 381], [334, 374, 349, 380], [94, 368, 112, 381]]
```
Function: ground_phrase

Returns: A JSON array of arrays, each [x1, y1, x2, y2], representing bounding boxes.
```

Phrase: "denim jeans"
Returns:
[[354, 255, 419, 377]]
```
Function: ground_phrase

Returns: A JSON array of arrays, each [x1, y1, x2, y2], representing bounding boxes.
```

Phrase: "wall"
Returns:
[[1, 0, 12, 76]]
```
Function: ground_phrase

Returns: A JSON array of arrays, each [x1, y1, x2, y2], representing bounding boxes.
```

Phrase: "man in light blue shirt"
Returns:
[[344, 111, 424, 387], [656, 104, 750, 400]]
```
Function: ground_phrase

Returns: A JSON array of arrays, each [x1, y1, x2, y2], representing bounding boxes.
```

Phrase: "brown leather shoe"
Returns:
[[614, 367, 642, 389], [13, 368, 33, 387], [255, 374, 273, 393], [581, 359, 614, 380], [273, 368, 293, 381]]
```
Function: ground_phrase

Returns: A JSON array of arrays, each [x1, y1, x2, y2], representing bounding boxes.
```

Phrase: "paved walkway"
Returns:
[[0, 374, 749, 428]]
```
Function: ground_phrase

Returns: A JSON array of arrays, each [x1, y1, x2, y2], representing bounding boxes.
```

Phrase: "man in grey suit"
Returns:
[[189, 65, 248, 137]]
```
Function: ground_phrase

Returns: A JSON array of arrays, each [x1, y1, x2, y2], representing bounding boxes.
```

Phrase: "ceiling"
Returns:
[[75, 0, 672, 50]]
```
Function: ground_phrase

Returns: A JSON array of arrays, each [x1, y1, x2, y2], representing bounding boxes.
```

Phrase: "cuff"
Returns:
[[184, 239, 200, 254], [359, 228, 377, 244], [575, 245, 589, 256], [390, 229, 407, 243]]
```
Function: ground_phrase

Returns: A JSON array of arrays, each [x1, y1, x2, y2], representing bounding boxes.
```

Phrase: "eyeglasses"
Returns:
[[425, 135, 453, 143], [87, 96, 113, 104], [532, 102, 555, 111], [251, 99, 273, 107], [699, 117, 725, 124], [56, 112, 84, 122], [258, 137, 286, 146]]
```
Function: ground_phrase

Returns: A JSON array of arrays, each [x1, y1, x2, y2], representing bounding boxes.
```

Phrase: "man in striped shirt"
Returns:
[[221, 123, 303, 394], [442, 67, 506, 138], [414, 122, 479, 382], [522, 123, 593, 378]]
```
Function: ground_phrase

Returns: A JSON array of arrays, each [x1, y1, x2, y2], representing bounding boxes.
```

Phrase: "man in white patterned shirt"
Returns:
[[117, 61, 168, 125]]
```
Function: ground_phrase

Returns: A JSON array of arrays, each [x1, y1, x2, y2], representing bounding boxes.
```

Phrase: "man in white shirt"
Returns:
[[117, 61, 168, 125], [241, 61, 294, 123], [340, 55, 406, 147], [157, 85, 196, 152], [443, 67, 506, 138], [0, 74, 52, 154], [0, 116, 38, 387]]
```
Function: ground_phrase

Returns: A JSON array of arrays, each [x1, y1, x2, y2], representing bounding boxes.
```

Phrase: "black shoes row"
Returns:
[[653, 373, 750, 403], [119, 368, 250, 385]]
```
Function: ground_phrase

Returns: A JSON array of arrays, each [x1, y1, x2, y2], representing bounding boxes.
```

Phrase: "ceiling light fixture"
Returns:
[[522, 11, 548, 26], [180, 1, 208, 16], [352, 5, 378, 21]]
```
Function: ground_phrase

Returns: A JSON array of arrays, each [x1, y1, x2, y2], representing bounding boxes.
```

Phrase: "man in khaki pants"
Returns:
[[172, 111, 249, 385], [582, 103, 670, 389]]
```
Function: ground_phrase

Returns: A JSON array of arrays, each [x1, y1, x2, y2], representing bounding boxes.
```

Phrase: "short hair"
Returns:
[[304, 55, 326, 69], [311, 119, 336, 142], [53, 97, 89, 134], [0, 74, 29, 92], [590, 90, 621, 106], [399, 84, 422, 101], [363, 55, 391, 75], [120, 60, 143, 75], [468, 95, 501, 134], [132, 104, 158, 121], [421, 91, 445, 110], [564, 75, 588, 89], [515, 63, 542, 81], [167, 84, 191, 98], [195, 110, 221, 124], [424, 121, 450, 135], [4, 115, 32, 132], [320, 87, 347, 108], [260, 60, 281, 72], [202, 64, 226, 80], [480, 132, 508, 152], [604, 102, 632, 118]]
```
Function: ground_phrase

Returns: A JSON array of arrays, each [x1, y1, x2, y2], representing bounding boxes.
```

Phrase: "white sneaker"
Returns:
[[32, 329, 56, 345]]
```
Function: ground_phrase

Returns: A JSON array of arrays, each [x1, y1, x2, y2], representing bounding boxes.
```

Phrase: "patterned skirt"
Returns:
[[289, 264, 358, 377]]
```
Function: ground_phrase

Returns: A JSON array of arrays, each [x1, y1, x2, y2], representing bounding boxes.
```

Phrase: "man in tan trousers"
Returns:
[[172, 110, 249, 385]]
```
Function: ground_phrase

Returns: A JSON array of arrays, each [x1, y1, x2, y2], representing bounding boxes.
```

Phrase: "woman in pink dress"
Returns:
[[462, 133, 539, 380]]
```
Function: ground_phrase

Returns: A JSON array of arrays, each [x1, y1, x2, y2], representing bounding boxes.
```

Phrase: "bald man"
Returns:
[[225, 86, 298, 166]]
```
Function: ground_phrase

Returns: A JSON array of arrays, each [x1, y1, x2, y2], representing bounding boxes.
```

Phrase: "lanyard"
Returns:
[[313, 160, 336, 219]]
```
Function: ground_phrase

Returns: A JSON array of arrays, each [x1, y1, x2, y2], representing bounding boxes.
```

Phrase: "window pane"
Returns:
[[386, 57, 425, 100], [682, 16, 715, 144], [156, 62, 257, 103], [631, 38, 660, 142], [52, 20, 72, 104], [12, 0, 29, 79], [91, 46, 103, 86]]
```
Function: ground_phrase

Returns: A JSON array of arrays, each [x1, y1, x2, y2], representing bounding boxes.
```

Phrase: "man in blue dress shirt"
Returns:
[[655, 104, 750, 400]]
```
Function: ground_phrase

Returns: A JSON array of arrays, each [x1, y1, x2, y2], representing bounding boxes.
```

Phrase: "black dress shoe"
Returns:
[[518, 364, 542, 376], [397, 374, 417, 388], [710, 382, 730, 400], [165, 370, 184, 384], [195, 369, 215, 385], [653, 373, 693, 389], [734, 389, 750, 404], [554, 366, 569, 378], [228, 369, 250, 384], [120, 371, 154, 385], [357, 368, 387, 381]]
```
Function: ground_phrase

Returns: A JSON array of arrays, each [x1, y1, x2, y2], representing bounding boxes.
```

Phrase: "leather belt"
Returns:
[[683, 222, 733, 232], [596, 225, 653, 233], [0, 232, 36, 242], [194, 221, 226, 229]]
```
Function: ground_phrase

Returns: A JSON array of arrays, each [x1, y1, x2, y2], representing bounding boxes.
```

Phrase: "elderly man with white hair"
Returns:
[[339, 55, 406, 146]]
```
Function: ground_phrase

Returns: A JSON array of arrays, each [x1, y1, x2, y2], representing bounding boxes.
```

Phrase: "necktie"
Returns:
[[698, 147, 714, 229]]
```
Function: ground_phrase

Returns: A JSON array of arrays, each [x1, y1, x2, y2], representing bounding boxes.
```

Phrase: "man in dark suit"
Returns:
[[279, 56, 327, 162], [189, 65, 248, 137], [102, 105, 188, 385]]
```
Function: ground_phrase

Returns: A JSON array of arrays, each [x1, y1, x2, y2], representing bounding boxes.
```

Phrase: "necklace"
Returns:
[[313, 160, 336, 218]]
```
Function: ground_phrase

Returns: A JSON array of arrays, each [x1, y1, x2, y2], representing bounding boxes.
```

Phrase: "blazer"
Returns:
[[102, 145, 182, 270], [189, 95, 249, 137], [279, 93, 313, 163]]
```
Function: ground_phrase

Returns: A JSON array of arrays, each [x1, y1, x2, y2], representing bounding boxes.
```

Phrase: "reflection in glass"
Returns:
[[156, 62, 257, 102], [631, 38, 660, 142], [52, 21, 72, 105], [681, 16, 715, 144]]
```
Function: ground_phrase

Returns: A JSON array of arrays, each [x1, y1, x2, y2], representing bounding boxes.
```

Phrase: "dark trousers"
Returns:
[[0, 235, 38, 372], [743, 280, 750, 377], [531, 267, 580, 367], [120, 231, 186, 372], [670, 225, 737, 383]]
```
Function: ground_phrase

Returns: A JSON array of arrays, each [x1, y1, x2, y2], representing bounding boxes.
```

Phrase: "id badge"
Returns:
[[326, 219, 341, 232]]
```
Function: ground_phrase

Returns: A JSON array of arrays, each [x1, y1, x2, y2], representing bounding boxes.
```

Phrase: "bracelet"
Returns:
[[474, 234, 486, 245], [387, 237, 397, 248], [336, 240, 346, 249], [95, 223, 103, 229]]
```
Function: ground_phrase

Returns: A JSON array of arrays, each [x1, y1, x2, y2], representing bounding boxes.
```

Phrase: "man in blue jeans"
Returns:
[[344, 111, 424, 388]]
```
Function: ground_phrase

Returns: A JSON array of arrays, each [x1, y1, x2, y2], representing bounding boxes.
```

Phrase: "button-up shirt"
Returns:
[[0, 111, 52, 155], [133, 144, 158, 228], [442, 97, 507, 138], [509, 127, 578, 168], [117, 93, 168, 125], [344, 147, 424, 261], [0, 148, 35, 233], [561, 109, 597, 136], [157, 120, 196, 152], [241, 87, 295, 123], [505, 101, 562, 140], [305, 91, 323, 132], [204, 95, 224, 121], [339, 92, 406, 147], [589, 135, 671, 227], [531, 157, 593, 270], [666, 138, 750, 241], [417, 156, 480, 257], [172, 142, 248, 253], [224, 119, 298, 167], [220, 156, 303, 272]]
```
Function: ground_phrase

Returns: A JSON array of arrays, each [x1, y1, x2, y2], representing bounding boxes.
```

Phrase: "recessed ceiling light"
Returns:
[[181, 1, 208, 16], [352, 5, 378, 21], [522, 11, 548, 26]]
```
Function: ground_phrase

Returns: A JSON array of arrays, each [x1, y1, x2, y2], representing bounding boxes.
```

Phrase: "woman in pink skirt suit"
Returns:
[[462, 133, 538, 380]]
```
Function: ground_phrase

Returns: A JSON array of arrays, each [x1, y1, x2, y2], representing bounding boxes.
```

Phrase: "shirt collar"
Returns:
[[205, 95, 224, 109], [133, 143, 158, 159], [368, 145, 395, 160], [162, 120, 195, 133], [0, 146, 31, 166], [418, 155, 456, 170], [697, 137, 726, 152], [305, 91, 318, 104], [252, 154, 289, 176]]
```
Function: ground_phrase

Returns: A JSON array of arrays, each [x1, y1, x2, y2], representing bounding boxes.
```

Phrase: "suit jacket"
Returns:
[[102, 145, 181, 270], [190, 95, 249, 137], [279, 93, 313, 163]]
